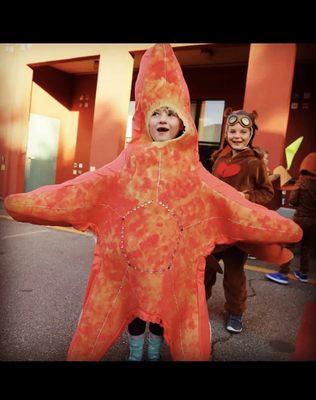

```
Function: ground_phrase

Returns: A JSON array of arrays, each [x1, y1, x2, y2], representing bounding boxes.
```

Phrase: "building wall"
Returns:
[[33, 66, 74, 109], [285, 63, 316, 178], [0, 48, 33, 199], [131, 65, 248, 107], [88, 47, 134, 170], [0, 43, 151, 197], [243, 44, 297, 171], [71, 74, 98, 177], [31, 66, 77, 184], [1, 43, 313, 199], [183, 65, 248, 107]]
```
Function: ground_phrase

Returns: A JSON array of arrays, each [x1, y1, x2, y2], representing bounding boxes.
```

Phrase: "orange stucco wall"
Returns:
[[243, 44, 296, 170], [0, 44, 150, 197], [0, 48, 33, 198], [89, 48, 134, 169], [72, 74, 98, 175]]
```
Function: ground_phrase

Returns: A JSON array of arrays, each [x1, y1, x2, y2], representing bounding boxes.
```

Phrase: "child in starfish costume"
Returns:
[[126, 105, 185, 361], [4, 44, 302, 361]]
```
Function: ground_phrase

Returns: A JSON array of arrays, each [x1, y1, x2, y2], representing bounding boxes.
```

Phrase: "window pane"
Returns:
[[198, 100, 225, 143]]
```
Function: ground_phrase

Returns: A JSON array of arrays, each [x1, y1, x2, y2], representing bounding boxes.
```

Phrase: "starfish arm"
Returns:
[[197, 163, 302, 264], [237, 242, 294, 265], [4, 149, 128, 230]]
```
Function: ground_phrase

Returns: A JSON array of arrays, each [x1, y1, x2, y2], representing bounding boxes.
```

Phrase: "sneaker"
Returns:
[[294, 270, 308, 283], [147, 332, 163, 361], [127, 334, 145, 361], [266, 272, 289, 285], [226, 314, 243, 333]]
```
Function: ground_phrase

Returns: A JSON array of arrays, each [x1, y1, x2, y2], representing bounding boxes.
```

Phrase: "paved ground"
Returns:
[[0, 205, 315, 362]]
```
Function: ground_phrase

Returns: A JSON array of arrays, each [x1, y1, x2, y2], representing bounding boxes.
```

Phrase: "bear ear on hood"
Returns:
[[251, 110, 259, 120], [224, 107, 233, 117]]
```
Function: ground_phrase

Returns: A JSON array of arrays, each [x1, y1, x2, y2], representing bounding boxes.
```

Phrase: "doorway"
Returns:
[[26, 55, 99, 189], [25, 113, 60, 192]]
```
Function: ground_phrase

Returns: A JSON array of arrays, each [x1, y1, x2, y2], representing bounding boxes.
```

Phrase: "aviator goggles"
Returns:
[[227, 114, 254, 128]]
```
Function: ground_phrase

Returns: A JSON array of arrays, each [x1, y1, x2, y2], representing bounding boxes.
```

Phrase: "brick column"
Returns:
[[243, 44, 296, 169], [89, 47, 134, 169]]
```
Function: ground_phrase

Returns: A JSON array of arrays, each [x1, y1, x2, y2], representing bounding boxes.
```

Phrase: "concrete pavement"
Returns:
[[0, 210, 315, 362]]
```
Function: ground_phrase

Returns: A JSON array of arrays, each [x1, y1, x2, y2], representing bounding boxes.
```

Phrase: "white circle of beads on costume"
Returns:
[[120, 200, 183, 273]]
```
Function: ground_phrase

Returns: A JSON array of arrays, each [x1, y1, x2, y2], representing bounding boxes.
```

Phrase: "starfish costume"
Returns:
[[5, 44, 302, 361]]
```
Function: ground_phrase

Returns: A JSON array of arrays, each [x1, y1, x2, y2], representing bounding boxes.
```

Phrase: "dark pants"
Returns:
[[280, 216, 316, 275], [128, 318, 164, 336], [205, 246, 248, 316]]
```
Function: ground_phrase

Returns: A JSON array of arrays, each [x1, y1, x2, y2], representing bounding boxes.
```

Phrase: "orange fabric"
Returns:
[[4, 44, 302, 361]]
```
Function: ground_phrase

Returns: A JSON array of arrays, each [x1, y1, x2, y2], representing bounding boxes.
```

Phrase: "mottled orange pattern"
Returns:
[[5, 44, 302, 361]]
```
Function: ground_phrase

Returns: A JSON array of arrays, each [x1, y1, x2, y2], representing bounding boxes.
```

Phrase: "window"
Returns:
[[197, 100, 225, 145]]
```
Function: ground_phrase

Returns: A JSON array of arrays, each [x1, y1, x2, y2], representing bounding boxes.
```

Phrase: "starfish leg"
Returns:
[[67, 255, 136, 361], [161, 256, 211, 361]]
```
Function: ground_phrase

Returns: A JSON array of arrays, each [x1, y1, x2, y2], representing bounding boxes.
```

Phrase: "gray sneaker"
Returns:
[[226, 314, 243, 333]]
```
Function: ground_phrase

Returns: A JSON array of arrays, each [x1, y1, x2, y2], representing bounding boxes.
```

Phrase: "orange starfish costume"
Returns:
[[4, 44, 302, 361]]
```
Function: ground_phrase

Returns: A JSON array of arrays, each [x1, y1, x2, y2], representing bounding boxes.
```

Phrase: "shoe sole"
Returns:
[[226, 326, 242, 333], [294, 273, 308, 283], [266, 275, 288, 285]]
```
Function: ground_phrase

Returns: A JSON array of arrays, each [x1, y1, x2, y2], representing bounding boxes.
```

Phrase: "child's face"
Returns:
[[226, 123, 252, 151], [149, 107, 183, 142]]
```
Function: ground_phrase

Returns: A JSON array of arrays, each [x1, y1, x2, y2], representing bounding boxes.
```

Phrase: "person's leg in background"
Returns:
[[266, 244, 294, 285], [222, 246, 248, 333], [266, 260, 291, 285], [295, 218, 316, 282], [266, 218, 316, 284]]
